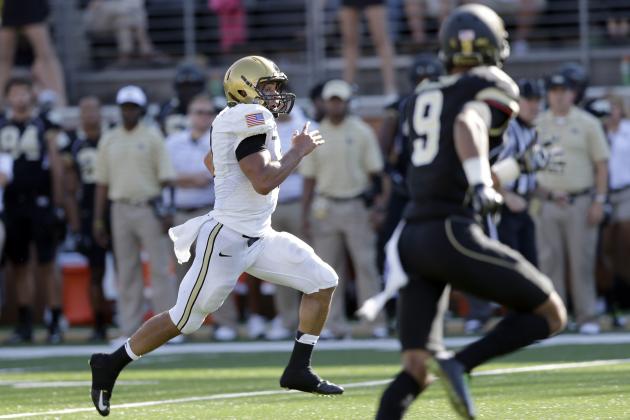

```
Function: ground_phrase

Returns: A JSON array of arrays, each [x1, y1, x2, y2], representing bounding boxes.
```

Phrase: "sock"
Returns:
[[376, 371, 422, 420], [49, 307, 62, 333], [286, 331, 318, 369], [456, 312, 550, 372], [17, 306, 33, 338], [109, 341, 138, 372]]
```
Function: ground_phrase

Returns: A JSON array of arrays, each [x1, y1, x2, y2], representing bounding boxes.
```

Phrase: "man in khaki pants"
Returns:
[[535, 73, 610, 335], [94, 85, 177, 342], [301, 79, 387, 338]]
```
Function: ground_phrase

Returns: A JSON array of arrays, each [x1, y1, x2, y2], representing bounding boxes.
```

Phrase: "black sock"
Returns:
[[49, 307, 62, 333], [17, 306, 33, 338], [376, 371, 422, 420], [109, 344, 134, 373], [286, 331, 315, 370], [456, 312, 550, 372]]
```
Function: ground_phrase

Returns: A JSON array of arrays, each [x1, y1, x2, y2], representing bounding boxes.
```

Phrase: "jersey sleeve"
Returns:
[[471, 66, 520, 137], [231, 105, 275, 142]]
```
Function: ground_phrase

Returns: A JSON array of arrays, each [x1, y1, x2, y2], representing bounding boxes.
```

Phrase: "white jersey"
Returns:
[[211, 103, 281, 237]]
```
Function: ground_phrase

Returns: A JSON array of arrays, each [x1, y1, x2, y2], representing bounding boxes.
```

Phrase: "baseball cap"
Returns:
[[546, 73, 572, 90], [116, 85, 147, 106], [517, 79, 542, 99], [322, 79, 353, 101]]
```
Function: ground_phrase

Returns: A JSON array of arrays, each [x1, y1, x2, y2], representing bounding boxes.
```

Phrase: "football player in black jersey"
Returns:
[[157, 63, 207, 136], [375, 5, 567, 419], [1, 77, 65, 344], [63, 96, 110, 341]]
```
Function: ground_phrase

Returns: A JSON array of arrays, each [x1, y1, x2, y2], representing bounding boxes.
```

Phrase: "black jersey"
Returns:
[[67, 131, 100, 210], [0, 113, 60, 202], [158, 98, 188, 136], [402, 66, 519, 221]]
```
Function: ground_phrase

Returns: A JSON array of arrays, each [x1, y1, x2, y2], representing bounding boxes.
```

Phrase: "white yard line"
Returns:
[[0, 358, 629, 419], [1, 333, 630, 360]]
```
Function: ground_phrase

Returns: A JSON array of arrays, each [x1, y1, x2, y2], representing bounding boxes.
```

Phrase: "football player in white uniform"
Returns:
[[89, 56, 343, 417]]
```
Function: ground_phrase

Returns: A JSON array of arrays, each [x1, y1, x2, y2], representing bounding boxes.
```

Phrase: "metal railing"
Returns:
[[47, 0, 630, 100]]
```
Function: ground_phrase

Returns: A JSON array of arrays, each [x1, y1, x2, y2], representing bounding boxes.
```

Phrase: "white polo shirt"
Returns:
[[608, 119, 630, 190], [165, 129, 214, 209]]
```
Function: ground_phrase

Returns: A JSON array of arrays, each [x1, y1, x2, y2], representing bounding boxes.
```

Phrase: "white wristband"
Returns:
[[462, 157, 492, 187], [492, 157, 521, 186]]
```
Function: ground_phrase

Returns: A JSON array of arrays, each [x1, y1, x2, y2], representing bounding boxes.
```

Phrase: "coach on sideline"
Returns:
[[94, 85, 177, 342]]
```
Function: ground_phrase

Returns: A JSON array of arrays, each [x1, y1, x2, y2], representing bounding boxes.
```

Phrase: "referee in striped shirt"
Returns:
[[496, 79, 543, 266]]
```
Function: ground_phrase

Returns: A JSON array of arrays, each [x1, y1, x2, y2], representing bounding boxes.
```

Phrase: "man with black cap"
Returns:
[[535, 72, 610, 335], [94, 85, 177, 344]]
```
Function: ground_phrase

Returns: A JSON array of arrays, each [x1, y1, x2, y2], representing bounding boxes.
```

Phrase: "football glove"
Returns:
[[466, 183, 504, 217], [518, 140, 565, 174]]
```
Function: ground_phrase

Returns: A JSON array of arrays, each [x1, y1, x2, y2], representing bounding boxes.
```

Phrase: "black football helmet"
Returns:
[[438, 4, 510, 70], [409, 54, 445, 85], [174, 63, 207, 107]]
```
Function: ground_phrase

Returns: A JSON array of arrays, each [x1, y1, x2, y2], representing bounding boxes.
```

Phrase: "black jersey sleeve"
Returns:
[[469, 66, 520, 137]]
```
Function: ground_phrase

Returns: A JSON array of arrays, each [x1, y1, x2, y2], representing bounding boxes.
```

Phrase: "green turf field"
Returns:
[[1, 343, 629, 419]]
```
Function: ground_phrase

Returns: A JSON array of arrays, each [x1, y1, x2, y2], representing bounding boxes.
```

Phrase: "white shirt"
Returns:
[[165, 129, 214, 208], [608, 119, 630, 190], [275, 106, 313, 203], [211, 104, 280, 237], [0, 153, 13, 213]]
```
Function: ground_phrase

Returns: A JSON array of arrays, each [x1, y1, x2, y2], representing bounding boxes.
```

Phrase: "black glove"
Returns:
[[518, 141, 565, 174], [466, 184, 504, 217]]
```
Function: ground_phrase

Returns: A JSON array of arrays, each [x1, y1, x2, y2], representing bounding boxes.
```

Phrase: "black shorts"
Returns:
[[397, 216, 554, 351], [341, 0, 384, 9], [5, 200, 57, 264], [1, 0, 50, 27]]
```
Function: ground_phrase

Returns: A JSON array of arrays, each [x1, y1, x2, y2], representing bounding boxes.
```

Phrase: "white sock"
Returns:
[[124, 340, 141, 360], [297, 333, 319, 346]]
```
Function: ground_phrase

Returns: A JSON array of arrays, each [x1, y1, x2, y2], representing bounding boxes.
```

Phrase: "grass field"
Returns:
[[1, 340, 630, 419]]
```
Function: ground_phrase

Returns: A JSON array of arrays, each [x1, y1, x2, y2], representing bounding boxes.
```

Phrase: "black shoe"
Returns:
[[89, 354, 119, 416], [427, 355, 476, 420], [279, 366, 344, 395], [4, 332, 32, 345], [89, 329, 108, 343], [47, 329, 64, 344]]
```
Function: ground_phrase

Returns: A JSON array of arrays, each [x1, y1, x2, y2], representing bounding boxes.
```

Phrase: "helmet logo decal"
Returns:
[[458, 30, 475, 55]]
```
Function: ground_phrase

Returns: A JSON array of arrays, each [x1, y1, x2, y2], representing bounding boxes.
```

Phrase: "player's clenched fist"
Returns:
[[291, 121, 324, 156]]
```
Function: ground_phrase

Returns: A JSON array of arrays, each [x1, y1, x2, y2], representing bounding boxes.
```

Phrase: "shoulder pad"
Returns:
[[213, 104, 275, 139]]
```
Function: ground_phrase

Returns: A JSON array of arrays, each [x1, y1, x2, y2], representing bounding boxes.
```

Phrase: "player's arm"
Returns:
[[45, 129, 65, 208], [239, 121, 323, 195], [62, 153, 81, 233], [203, 150, 215, 177]]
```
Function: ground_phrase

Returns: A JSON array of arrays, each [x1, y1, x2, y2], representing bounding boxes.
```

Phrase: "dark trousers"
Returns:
[[498, 208, 538, 267]]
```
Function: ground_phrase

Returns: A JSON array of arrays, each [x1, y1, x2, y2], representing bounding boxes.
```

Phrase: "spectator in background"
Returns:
[[63, 96, 111, 341], [301, 79, 387, 339], [461, 0, 546, 54], [403, 0, 454, 45], [601, 96, 630, 290], [0, 77, 65, 344], [535, 73, 610, 335], [165, 94, 238, 342], [94, 85, 177, 344], [0, 152, 13, 315], [339, 0, 397, 97], [265, 103, 313, 341], [0, 0, 67, 106], [158, 63, 207, 137], [83, 0, 164, 68], [308, 81, 329, 123]]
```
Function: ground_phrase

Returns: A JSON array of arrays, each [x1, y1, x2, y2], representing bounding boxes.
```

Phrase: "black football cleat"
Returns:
[[279, 366, 344, 395], [89, 354, 119, 416], [427, 355, 476, 420]]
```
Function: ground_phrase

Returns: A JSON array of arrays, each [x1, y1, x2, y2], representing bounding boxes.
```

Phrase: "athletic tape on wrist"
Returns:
[[462, 156, 492, 187]]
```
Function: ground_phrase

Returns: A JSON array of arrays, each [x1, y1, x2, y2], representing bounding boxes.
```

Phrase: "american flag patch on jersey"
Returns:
[[245, 112, 265, 127]]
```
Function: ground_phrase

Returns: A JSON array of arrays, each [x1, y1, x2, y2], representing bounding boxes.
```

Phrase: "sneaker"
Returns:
[[427, 355, 476, 420], [279, 366, 344, 395], [47, 330, 64, 345], [464, 319, 484, 335], [265, 317, 291, 341], [247, 314, 267, 339], [214, 325, 237, 342], [89, 353, 119, 416], [578, 322, 600, 335], [4, 331, 33, 345], [167, 335, 185, 344], [371, 326, 389, 339]]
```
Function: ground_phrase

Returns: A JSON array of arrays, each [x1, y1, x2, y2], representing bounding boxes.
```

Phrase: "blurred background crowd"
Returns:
[[0, 0, 630, 345]]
